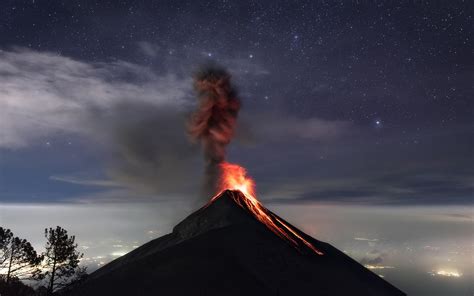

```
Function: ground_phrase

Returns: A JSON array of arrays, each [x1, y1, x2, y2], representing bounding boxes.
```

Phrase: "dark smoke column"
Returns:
[[188, 66, 240, 197]]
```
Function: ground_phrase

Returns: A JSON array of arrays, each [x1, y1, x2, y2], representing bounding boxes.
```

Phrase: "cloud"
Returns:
[[137, 41, 161, 58], [0, 46, 191, 149], [253, 115, 351, 141], [0, 46, 280, 201], [0, 47, 201, 197], [354, 237, 379, 242], [360, 256, 384, 265], [49, 175, 122, 187], [3, 46, 470, 206], [263, 171, 474, 205], [359, 249, 386, 266], [237, 122, 474, 205], [440, 213, 473, 221], [2, 46, 351, 201], [136, 41, 270, 78], [231, 113, 354, 152]]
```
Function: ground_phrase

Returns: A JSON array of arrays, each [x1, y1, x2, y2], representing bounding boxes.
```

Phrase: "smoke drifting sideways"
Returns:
[[103, 102, 201, 198], [188, 66, 241, 198]]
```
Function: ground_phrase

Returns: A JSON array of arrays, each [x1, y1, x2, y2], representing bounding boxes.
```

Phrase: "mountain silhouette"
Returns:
[[65, 190, 405, 296]]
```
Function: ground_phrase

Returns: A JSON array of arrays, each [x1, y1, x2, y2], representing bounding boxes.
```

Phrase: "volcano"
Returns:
[[65, 190, 405, 296]]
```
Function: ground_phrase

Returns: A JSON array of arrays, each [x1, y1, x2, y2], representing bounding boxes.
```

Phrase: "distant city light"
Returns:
[[433, 269, 462, 277], [365, 265, 395, 270]]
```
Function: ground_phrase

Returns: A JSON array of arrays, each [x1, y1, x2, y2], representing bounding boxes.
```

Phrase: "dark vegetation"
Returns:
[[0, 226, 86, 296]]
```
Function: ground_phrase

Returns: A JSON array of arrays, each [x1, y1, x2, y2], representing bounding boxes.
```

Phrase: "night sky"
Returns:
[[0, 1, 472, 295]]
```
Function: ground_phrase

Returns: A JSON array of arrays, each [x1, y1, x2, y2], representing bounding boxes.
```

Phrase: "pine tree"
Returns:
[[0, 227, 42, 284], [39, 226, 86, 295]]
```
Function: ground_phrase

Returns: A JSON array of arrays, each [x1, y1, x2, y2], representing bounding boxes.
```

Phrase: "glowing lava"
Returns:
[[217, 162, 256, 198], [210, 161, 323, 255]]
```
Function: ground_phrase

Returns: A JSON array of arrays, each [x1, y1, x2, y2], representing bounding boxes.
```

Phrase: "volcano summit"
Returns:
[[64, 190, 405, 296]]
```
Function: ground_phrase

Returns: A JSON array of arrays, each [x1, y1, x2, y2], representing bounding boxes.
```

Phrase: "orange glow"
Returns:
[[210, 161, 323, 255], [217, 162, 256, 199]]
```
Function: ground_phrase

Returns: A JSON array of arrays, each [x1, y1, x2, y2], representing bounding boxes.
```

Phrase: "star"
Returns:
[[374, 119, 383, 129]]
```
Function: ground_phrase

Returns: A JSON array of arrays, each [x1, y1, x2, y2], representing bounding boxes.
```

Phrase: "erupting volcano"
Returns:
[[64, 187, 406, 296], [211, 161, 324, 255], [189, 67, 323, 255], [64, 66, 405, 296]]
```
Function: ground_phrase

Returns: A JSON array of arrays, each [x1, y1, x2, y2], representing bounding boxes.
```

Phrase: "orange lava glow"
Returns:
[[217, 162, 256, 199], [211, 161, 323, 255]]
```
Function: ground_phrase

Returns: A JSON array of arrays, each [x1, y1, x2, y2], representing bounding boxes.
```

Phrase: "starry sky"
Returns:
[[1, 0, 472, 205], [0, 1, 472, 295]]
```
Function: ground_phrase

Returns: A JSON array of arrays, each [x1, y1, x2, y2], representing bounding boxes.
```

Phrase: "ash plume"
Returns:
[[188, 66, 241, 197]]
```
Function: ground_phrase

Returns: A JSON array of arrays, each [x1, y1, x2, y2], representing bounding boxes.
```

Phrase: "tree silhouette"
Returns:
[[38, 226, 86, 295], [0, 227, 42, 284]]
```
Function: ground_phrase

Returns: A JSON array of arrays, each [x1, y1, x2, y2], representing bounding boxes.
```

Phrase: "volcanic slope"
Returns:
[[65, 190, 406, 296]]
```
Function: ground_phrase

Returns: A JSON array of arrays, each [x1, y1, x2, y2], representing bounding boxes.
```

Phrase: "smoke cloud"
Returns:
[[0, 47, 204, 198], [188, 66, 240, 197]]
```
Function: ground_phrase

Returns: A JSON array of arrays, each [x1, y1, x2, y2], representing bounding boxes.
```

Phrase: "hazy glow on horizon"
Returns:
[[0, 201, 472, 296], [433, 269, 463, 278]]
